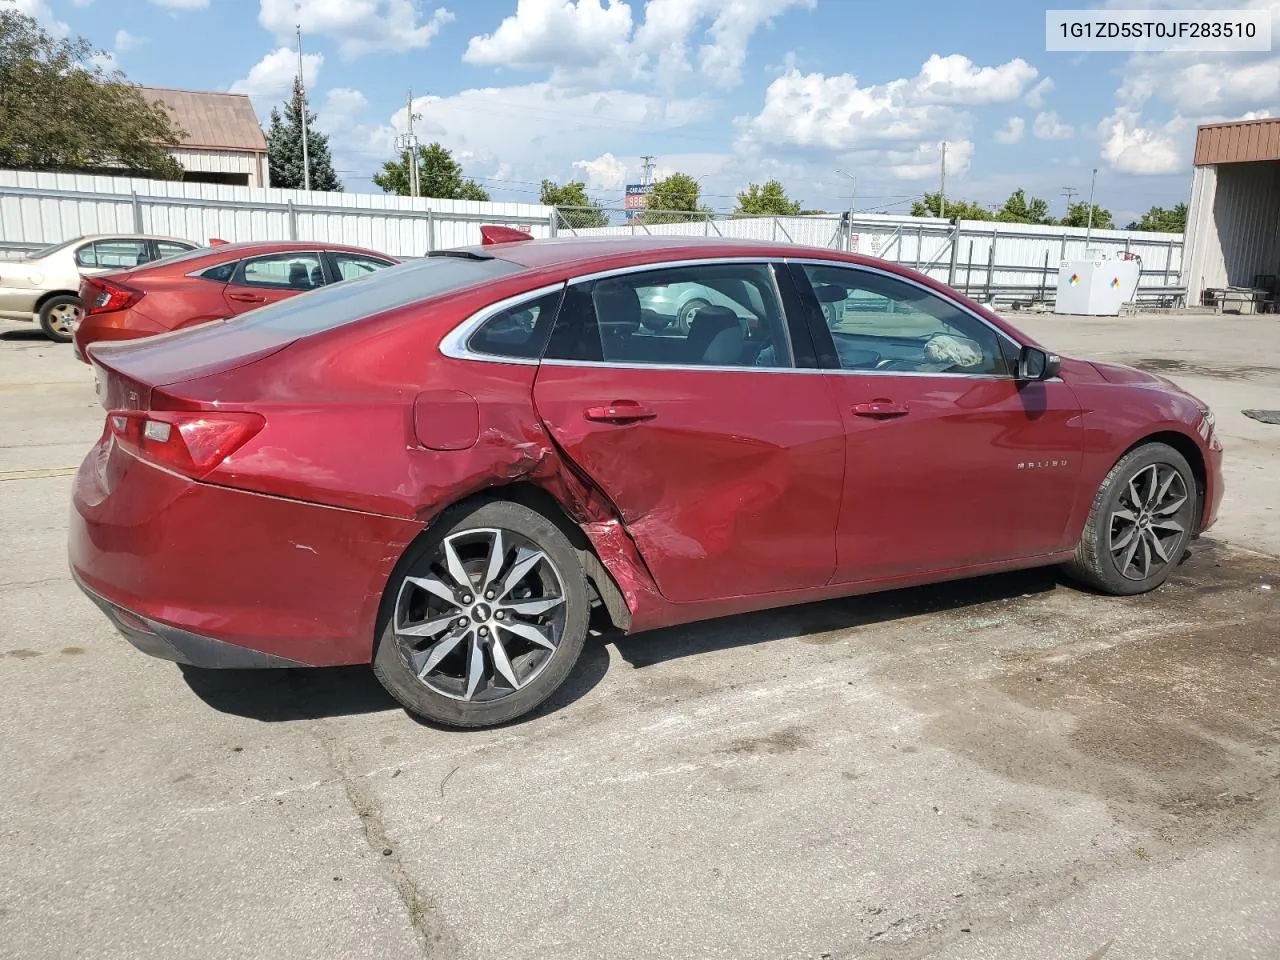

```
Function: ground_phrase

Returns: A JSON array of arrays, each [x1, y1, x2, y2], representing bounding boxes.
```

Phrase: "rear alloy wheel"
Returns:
[[1064, 442, 1197, 595], [373, 500, 589, 727], [38, 295, 79, 343]]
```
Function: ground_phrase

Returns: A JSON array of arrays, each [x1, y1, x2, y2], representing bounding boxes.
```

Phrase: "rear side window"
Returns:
[[466, 290, 563, 360], [230, 255, 524, 336], [543, 263, 793, 369], [237, 252, 325, 290], [156, 241, 196, 260], [333, 252, 395, 281]]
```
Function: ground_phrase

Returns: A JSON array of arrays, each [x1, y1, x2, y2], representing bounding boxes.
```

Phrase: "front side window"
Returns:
[[238, 253, 326, 290], [797, 264, 1009, 376], [333, 253, 395, 281], [544, 262, 793, 369], [77, 239, 150, 269]]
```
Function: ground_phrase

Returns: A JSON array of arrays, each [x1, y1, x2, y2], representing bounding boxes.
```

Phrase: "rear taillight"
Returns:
[[82, 277, 144, 315], [107, 410, 264, 479]]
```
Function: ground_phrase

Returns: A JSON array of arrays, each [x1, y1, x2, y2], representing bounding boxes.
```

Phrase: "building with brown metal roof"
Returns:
[[138, 87, 270, 188], [1182, 118, 1280, 311]]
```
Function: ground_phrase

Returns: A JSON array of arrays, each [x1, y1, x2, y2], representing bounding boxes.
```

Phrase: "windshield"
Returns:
[[24, 238, 81, 261], [232, 255, 524, 336]]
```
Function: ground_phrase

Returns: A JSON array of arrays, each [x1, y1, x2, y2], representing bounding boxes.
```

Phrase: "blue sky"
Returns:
[[15, 0, 1279, 222]]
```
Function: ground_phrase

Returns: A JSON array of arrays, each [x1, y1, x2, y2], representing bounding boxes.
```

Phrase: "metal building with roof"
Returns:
[[1181, 118, 1280, 312], [138, 87, 270, 188]]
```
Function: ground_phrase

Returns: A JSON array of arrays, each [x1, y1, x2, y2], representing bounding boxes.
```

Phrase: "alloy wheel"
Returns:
[[1108, 463, 1190, 581], [47, 302, 78, 336], [393, 528, 567, 702]]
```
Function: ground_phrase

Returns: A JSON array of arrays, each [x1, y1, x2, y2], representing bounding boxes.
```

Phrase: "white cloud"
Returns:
[[887, 139, 973, 180], [114, 29, 143, 52], [1098, 109, 1184, 175], [316, 87, 368, 132], [910, 54, 1038, 105], [1024, 77, 1054, 108], [572, 152, 629, 191], [149, 0, 211, 8], [1033, 110, 1074, 140], [464, 0, 814, 89], [12, 0, 68, 36], [230, 47, 323, 117], [465, 0, 635, 71], [70, 0, 95, 7], [995, 116, 1025, 144], [259, 0, 454, 59], [740, 52, 1036, 155]]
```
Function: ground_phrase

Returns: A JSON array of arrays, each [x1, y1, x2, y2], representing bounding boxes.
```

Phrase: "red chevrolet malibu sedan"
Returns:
[[72, 240, 398, 361], [69, 231, 1224, 727]]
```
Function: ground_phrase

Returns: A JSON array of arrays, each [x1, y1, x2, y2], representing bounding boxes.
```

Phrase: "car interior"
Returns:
[[802, 266, 1009, 376]]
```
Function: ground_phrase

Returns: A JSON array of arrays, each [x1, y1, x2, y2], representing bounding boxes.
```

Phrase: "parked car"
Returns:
[[72, 241, 399, 361], [69, 230, 1223, 729], [637, 280, 758, 333], [0, 234, 200, 342]]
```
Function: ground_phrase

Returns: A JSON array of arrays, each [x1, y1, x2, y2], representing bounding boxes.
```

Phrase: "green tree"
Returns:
[[911, 192, 993, 221], [1060, 200, 1113, 229], [996, 188, 1054, 225], [0, 7, 184, 178], [266, 77, 341, 192], [1126, 203, 1186, 232], [373, 142, 489, 200], [642, 172, 713, 224], [735, 179, 802, 216], [540, 179, 608, 228]]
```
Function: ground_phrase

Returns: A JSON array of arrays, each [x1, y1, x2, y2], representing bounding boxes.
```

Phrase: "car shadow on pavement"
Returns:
[[176, 633, 613, 726], [0, 330, 49, 342], [610, 567, 1063, 668]]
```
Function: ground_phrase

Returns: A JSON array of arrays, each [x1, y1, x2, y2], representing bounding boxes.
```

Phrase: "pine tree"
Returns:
[[266, 77, 341, 192]]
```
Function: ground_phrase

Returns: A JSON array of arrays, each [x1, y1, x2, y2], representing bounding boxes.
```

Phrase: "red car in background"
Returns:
[[69, 231, 1223, 729], [73, 240, 398, 361]]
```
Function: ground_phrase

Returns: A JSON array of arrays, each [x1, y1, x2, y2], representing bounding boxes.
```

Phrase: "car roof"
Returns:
[[472, 234, 888, 276], [72, 233, 196, 245], [193, 240, 395, 256]]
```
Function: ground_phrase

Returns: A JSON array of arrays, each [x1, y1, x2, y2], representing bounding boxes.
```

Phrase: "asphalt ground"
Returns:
[[0, 311, 1276, 960]]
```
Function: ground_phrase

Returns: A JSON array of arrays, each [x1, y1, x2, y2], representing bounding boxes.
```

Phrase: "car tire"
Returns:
[[1064, 442, 1197, 596], [38, 295, 79, 343], [372, 499, 590, 728]]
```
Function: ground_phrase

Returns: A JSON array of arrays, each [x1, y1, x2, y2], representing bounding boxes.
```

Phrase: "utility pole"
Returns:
[[396, 91, 422, 198], [1084, 167, 1098, 246], [939, 141, 947, 219], [296, 25, 311, 192], [640, 155, 656, 187], [1061, 186, 1078, 219]]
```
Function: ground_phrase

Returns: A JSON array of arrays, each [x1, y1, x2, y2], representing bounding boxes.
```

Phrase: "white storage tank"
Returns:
[[1055, 253, 1142, 316]]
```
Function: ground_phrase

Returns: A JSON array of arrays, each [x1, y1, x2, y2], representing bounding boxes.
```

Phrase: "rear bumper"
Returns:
[[73, 317, 151, 364], [68, 440, 421, 667], [74, 571, 301, 668]]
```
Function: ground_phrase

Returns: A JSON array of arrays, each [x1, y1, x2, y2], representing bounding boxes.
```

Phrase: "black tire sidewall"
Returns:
[[372, 500, 590, 728], [39, 295, 78, 343], [1086, 443, 1197, 595]]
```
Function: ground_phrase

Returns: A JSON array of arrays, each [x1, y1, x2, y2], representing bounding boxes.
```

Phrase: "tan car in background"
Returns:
[[0, 234, 199, 342]]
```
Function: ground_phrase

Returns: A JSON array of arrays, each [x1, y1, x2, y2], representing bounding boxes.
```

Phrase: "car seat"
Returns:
[[309, 264, 324, 287], [592, 282, 642, 360], [288, 262, 312, 288], [686, 306, 743, 365]]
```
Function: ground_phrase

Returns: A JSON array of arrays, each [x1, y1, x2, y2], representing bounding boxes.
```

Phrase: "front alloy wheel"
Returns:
[[373, 500, 590, 727], [1108, 463, 1189, 581], [1064, 441, 1197, 596]]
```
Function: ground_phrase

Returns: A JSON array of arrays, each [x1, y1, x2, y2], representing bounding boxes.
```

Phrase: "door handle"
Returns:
[[583, 401, 657, 424], [227, 292, 266, 303], [852, 400, 909, 418]]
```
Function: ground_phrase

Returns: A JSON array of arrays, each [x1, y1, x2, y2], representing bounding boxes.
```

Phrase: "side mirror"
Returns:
[[1017, 345, 1061, 381]]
